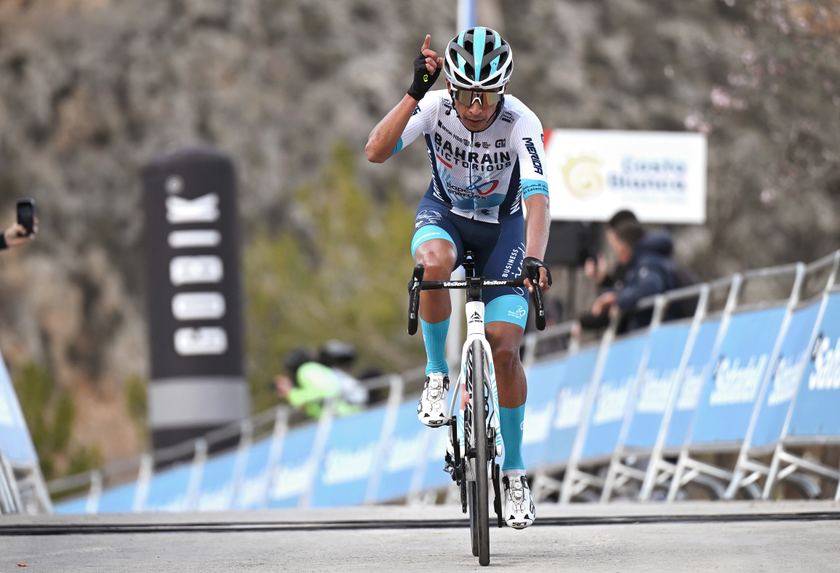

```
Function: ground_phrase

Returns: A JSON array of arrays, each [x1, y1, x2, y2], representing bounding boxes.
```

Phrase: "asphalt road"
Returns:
[[2, 501, 839, 572]]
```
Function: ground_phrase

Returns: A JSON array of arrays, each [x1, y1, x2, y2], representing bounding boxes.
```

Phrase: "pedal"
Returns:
[[444, 453, 463, 484]]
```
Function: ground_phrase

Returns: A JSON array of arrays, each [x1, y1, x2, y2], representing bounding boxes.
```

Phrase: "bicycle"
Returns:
[[408, 251, 546, 566]]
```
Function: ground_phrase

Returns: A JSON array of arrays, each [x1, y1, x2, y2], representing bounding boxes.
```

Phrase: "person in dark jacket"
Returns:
[[591, 220, 676, 332], [577, 210, 637, 332]]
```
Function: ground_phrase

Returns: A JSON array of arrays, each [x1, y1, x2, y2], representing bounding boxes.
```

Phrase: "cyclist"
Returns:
[[366, 27, 551, 529]]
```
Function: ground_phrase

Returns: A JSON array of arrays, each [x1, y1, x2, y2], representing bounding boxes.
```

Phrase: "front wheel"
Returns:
[[470, 339, 490, 566]]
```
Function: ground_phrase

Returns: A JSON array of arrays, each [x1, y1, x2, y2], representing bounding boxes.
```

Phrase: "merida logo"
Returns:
[[469, 312, 482, 323]]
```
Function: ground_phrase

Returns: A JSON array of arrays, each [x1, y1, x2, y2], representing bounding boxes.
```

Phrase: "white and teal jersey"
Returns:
[[394, 90, 550, 224]]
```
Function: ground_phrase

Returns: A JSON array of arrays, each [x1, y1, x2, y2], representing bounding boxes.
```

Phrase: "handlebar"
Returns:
[[407, 262, 547, 334]]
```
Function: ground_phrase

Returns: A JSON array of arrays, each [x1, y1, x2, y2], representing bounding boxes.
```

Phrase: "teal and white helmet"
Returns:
[[443, 27, 513, 92]]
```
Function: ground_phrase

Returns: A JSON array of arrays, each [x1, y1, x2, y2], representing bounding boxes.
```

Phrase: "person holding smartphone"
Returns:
[[0, 199, 38, 251]]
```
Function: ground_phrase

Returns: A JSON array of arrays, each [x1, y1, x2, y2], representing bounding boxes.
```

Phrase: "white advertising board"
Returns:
[[544, 129, 707, 224]]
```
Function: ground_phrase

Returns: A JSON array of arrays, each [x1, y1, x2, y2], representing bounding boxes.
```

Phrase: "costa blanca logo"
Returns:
[[561, 155, 605, 200]]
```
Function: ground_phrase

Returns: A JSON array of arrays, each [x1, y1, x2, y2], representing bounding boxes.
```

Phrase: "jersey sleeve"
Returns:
[[391, 92, 439, 156], [510, 110, 549, 200]]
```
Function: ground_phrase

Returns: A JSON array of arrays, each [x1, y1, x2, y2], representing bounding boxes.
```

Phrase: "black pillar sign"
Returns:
[[142, 145, 250, 452]]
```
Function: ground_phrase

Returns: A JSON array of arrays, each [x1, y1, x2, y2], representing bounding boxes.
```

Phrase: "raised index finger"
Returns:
[[421, 34, 431, 53]]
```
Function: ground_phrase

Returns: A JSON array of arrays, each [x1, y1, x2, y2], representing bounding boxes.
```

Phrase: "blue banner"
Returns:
[[55, 480, 139, 514], [267, 424, 318, 508], [582, 333, 648, 460], [751, 301, 821, 447], [374, 402, 428, 503], [97, 481, 139, 513], [53, 495, 89, 514], [195, 449, 239, 511], [689, 307, 786, 445], [788, 292, 840, 438], [541, 347, 599, 467], [0, 352, 38, 465], [666, 318, 721, 448], [144, 464, 194, 512], [625, 323, 692, 450], [419, 421, 451, 491], [233, 438, 272, 510], [310, 406, 387, 508], [521, 359, 567, 469]]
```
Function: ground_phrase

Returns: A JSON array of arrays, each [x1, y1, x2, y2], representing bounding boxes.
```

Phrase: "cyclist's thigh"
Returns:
[[412, 198, 464, 265], [477, 217, 529, 328]]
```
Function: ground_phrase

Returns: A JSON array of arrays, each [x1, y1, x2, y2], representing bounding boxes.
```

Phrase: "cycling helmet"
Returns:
[[284, 348, 314, 380], [443, 27, 513, 92], [318, 340, 357, 367]]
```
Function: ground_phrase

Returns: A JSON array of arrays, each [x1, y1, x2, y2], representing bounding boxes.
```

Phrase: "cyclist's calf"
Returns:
[[486, 322, 527, 407]]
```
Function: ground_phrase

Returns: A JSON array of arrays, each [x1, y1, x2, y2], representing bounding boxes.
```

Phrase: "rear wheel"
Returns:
[[471, 340, 490, 566]]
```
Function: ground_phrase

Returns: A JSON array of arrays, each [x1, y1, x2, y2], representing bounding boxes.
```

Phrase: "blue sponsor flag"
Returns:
[[541, 347, 599, 467], [233, 438, 272, 510], [625, 323, 692, 450], [788, 292, 840, 438], [582, 333, 648, 460], [145, 464, 193, 512], [97, 481, 139, 513], [267, 424, 318, 509], [375, 402, 428, 503], [666, 319, 721, 448], [751, 302, 821, 447], [419, 420, 451, 491], [521, 360, 567, 468], [310, 406, 387, 507], [195, 450, 239, 511], [53, 496, 90, 514], [689, 307, 786, 445]]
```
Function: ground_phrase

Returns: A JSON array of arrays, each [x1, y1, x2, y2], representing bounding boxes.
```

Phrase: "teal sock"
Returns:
[[420, 318, 449, 375], [500, 404, 526, 471]]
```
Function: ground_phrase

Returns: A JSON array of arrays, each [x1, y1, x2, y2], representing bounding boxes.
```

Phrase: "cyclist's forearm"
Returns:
[[365, 95, 418, 163], [523, 194, 550, 260]]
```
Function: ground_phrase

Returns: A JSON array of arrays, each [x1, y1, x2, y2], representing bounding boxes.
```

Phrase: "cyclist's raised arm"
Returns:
[[365, 34, 442, 163], [365, 95, 422, 163]]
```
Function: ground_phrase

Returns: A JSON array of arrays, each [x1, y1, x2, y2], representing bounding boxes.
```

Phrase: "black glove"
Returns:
[[523, 257, 553, 287], [407, 53, 441, 101]]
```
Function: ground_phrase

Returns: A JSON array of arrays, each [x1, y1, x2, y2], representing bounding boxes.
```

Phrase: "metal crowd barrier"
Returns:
[[51, 250, 840, 513]]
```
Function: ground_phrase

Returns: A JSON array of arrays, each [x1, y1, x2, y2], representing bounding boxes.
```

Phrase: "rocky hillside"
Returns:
[[0, 0, 837, 471]]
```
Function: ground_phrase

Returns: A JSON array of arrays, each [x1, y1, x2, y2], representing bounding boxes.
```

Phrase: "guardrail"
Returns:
[[50, 249, 840, 512]]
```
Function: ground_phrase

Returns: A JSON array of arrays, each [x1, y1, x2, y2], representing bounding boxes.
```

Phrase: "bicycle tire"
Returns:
[[469, 482, 478, 556], [471, 339, 491, 566]]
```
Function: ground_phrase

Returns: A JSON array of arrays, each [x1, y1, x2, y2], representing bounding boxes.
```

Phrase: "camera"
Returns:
[[16, 199, 34, 236]]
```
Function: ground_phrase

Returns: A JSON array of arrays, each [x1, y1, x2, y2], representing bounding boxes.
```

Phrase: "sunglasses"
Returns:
[[451, 89, 504, 107]]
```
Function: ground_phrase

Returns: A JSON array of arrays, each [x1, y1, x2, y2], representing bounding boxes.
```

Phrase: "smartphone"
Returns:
[[16, 199, 34, 236]]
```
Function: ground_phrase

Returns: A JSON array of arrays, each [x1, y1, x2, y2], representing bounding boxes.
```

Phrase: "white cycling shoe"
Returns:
[[503, 474, 536, 529], [417, 373, 449, 427]]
